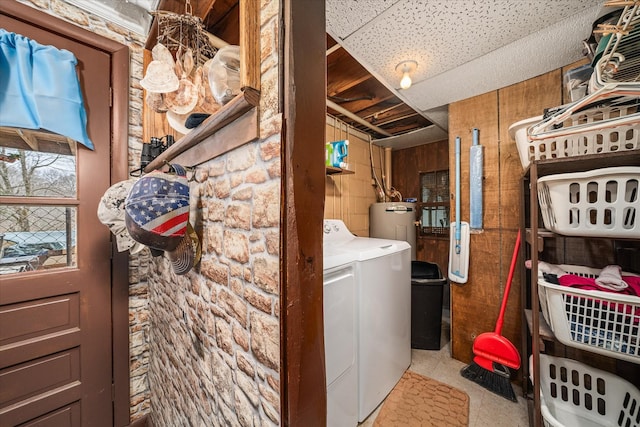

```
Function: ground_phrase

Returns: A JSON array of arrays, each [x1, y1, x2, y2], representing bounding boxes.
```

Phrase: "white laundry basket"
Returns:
[[537, 264, 640, 364], [508, 105, 640, 169], [537, 167, 640, 238], [532, 354, 640, 427]]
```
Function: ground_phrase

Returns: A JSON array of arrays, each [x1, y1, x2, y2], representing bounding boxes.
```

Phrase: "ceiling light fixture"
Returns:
[[395, 60, 418, 90]]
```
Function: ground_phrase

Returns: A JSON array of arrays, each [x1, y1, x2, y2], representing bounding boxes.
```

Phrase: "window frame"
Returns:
[[417, 168, 450, 237]]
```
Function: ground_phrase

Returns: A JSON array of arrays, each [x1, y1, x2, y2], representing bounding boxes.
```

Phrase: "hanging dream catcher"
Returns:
[[141, 0, 221, 131]]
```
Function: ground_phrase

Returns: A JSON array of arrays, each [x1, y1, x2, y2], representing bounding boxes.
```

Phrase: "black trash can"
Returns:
[[411, 261, 446, 350]]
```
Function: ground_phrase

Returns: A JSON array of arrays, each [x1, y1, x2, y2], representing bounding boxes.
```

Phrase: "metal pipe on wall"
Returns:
[[326, 99, 393, 137], [384, 147, 392, 192]]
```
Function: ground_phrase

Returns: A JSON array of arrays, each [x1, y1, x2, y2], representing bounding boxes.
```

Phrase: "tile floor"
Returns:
[[359, 315, 530, 427]]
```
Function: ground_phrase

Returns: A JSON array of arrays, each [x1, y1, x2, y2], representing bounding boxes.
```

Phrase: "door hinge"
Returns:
[[109, 87, 113, 107], [112, 383, 116, 401]]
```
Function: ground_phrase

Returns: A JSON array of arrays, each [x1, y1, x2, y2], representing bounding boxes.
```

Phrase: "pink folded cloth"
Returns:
[[557, 273, 640, 323], [595, 265, 628, 291], [557, 274, 640, 297]]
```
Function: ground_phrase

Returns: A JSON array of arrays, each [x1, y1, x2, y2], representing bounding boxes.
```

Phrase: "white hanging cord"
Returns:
[[333, 116, 337, 140], [378, 144, 387, 199], [368, 134, 385, 202], [326, 113, 394, 201]]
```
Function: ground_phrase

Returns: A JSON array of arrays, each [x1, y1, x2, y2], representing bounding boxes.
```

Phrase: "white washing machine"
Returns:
[[324, 219, 411, 423], [324, 224, 358, 426]]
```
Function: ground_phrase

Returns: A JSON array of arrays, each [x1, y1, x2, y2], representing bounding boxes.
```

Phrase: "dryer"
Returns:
[[324, 220, 411, 422]]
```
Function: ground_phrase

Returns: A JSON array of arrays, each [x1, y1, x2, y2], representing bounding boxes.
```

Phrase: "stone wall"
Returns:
[[148, 138, 282, 426], [17, 0, 152, 422], [146, 1, 283, 426], [129, 252, 152, 418]]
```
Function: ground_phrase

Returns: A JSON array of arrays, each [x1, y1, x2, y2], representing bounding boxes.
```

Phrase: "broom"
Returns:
[[460, 230, 521, 402]]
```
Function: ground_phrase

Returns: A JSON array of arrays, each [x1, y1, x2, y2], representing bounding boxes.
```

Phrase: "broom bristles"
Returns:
[[460, 361, 517, 402]]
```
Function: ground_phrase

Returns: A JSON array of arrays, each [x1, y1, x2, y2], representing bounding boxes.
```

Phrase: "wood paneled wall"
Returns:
[[391, 140, 449, 272], [390, 60, 619, 375], [448, 70, 563, 366], [391, 139, 449, 200]]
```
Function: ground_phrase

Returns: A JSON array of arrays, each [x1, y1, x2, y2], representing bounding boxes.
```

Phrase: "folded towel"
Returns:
[[596, 265, 628, 291]]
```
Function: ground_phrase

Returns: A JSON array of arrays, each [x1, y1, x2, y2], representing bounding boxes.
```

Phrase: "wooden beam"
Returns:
[[205, 0, 240, 45], [0, 196, 80, 206], [368, 104, 422, 122], [330, 77, 396, 114], [362, 102, 405, 120], [156, 0, 213, 19], [327, 49, 374, 95], [374, 112, 419, 127], [66, 138, 77, 156], [145, 16, 158, 50], [282, 0, 326, 424], [0, 128, 73, 155], [239, 0, 260, 91], [326, 43, 342, 56], [143, 87, 260, 172], [327, 100, 393, 137], [191, 0, 217, 19], [382, 119, 431, 135], [16, 129, 39, 150], [146, 0, 223, 49], [168, 108, 258, 167], [204, 30, 230, 48]]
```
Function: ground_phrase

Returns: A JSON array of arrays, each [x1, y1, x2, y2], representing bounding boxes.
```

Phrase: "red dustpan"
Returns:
[[472, 330, 521, 373], [461, 230, 521, 401]]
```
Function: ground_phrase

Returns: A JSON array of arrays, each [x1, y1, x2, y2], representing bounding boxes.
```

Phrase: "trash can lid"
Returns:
[[411, 260, 443, 279], [411, 277, 446, 285]]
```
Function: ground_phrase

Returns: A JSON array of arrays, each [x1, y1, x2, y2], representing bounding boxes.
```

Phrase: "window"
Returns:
[[418, 170, 449, 236], [0, 129, 78, 275]]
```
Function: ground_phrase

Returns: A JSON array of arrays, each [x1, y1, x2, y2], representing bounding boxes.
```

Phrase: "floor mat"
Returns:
[[373, 370, 470, 427]]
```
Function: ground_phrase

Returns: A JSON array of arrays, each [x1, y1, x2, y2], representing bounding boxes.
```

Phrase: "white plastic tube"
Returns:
[[469, 128, 483, 230]]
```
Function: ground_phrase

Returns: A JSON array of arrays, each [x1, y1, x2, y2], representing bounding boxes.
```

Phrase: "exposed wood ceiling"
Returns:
[[0, 127, 76, 156], [151, 0, 432, 140], [326, 34, 433, 138]]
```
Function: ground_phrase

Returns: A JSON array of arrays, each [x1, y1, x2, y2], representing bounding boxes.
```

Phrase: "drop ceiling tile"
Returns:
[[326, 0, 399, 39], [335, 0, 602, 88], [403, 4, 602, 111]]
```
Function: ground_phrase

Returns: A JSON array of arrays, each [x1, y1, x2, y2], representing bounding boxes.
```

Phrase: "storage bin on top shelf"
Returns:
[[537, 166, 639, 239], [537, 264, 639, 364], [532, 354, 640, 427], [508, 103, 640, 169]]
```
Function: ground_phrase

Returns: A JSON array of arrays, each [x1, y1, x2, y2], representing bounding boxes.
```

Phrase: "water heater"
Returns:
[[369, 202, 417, 260]]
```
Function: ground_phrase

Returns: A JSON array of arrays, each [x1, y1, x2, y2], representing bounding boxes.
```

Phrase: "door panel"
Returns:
[[0, 294, 80, 344], [1, 349, 81, 409], [0, 12, 113, 427], [17, 402, 81, 427], [0, 294, 80, 368]]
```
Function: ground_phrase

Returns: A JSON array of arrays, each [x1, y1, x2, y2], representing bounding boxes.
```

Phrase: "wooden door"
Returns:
[[0, 12, 114, 427]]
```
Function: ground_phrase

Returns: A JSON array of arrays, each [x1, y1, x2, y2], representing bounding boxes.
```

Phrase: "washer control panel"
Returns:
[[323, 220, 354, 242]]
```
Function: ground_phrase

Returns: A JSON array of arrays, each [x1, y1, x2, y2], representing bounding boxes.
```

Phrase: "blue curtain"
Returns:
[[0, 28, 94, 150]]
